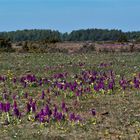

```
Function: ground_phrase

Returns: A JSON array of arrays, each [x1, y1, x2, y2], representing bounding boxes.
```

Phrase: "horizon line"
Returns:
[[0, 28, 140, 33]]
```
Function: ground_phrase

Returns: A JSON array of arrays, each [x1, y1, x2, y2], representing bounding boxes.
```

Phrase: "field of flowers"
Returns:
[[0, 52, 140, 140]]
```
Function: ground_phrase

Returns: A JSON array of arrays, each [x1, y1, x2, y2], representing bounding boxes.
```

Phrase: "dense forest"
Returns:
[[0, 28, 140, 42]]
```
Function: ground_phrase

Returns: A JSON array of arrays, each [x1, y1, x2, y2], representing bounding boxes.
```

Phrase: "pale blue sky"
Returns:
[[0, 0, 140, 32]]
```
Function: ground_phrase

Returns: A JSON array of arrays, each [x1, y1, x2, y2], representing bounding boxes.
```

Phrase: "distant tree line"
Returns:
[[63, 29, 128, 42], [0, 29, 62, 43], [125, 31, 140, 41], [0, 28, 140, 43]]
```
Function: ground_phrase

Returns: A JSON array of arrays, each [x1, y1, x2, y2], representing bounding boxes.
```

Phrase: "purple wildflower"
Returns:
[[41, 90, 45, 99], [91, 109, 96, 116]]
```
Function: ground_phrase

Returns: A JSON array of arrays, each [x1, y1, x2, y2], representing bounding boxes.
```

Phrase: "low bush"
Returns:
[[0, 38, 14, 52]]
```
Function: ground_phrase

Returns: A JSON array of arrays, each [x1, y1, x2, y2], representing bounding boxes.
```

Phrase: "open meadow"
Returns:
[[0, 52, 140, 140]]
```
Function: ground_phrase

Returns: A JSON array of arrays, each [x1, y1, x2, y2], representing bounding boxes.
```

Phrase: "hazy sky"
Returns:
[[0, 0, 140, 32]]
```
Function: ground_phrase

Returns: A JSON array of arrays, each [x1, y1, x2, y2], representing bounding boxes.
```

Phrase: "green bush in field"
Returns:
[[0, 38, 14, 52]]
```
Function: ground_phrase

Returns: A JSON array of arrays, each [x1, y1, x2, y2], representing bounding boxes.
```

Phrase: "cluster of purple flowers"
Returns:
[[34, 102, 81, 124], [51, 70, 116, 95], [1, 68, 140, 100], [119, 75, 140, 90], [19, 74, 49, 88], [1, 62, 140, 126]]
